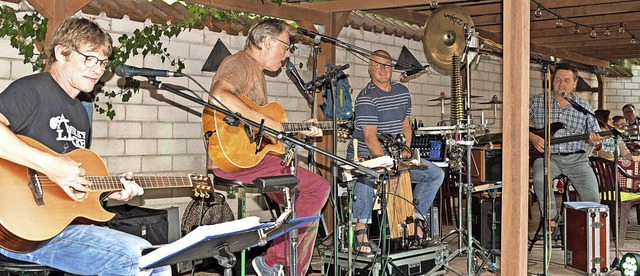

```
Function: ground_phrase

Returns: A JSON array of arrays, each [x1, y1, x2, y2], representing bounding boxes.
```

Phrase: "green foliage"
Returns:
[[0, 3, 293, 120], [0, 6, 48, 71]]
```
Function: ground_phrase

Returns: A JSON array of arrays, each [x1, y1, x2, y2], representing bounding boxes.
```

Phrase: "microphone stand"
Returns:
[[142, 76, 382, 274], [307, 34, 322, 174]]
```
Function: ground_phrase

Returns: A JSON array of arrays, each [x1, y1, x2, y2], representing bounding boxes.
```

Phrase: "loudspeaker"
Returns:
[[471, 146, 502, 182], [471, 195, 501, 249]]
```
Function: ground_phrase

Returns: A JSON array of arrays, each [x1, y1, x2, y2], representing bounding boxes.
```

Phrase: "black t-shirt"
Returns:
[[0, 73, 91, 154]]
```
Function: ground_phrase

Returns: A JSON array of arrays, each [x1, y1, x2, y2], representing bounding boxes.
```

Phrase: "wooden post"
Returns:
[[501, 0, 529, 274]]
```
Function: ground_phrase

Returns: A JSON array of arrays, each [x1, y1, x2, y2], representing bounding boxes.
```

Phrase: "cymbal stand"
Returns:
[[439, 25, 491, 276]]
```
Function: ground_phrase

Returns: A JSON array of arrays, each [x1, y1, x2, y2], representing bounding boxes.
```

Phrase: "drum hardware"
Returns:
[[423, 5, 498, 275]]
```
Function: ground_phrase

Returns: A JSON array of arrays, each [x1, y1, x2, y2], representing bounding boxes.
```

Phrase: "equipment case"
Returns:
[[322, 243, 448, 276], [564, 202, 610, 275]]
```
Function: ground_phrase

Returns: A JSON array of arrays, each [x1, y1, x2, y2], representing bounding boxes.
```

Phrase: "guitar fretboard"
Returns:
[[282, 121, 333, 132], [39, 176, 194, 191]]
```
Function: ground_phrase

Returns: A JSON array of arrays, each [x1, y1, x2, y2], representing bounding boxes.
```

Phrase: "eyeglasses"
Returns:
[[369, 62, 392, 70], [271, 37, 292, 51], [554, 77, 575, 84], [72, 48, 111, 70]]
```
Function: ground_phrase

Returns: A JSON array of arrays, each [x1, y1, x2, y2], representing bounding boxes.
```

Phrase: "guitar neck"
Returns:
[[530, 130, 612, 148], [80, 176, 193, 191], [282, 121, 333, 132]]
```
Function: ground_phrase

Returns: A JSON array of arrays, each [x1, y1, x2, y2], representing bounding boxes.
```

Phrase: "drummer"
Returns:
[[346, 50, 445, 254]]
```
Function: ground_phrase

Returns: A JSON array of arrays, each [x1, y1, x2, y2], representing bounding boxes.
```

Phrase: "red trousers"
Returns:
[[214, 155, 330, 275]]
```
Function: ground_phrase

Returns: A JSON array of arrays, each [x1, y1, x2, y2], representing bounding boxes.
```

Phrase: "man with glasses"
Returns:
[[0, 17, 169, 275], [208, 18, 329, 276], [347, 50, 445, 254], [529, 63, 602, 229]]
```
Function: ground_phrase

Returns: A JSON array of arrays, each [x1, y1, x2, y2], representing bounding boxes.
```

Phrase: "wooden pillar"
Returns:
[[501, 0, 529, 274], [597, 74, 606, 110], [27, 0, 91, 68]]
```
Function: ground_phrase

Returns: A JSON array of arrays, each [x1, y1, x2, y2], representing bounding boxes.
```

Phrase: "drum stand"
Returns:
[[439, 25, 496, 276], [474, 187, 501, 274]]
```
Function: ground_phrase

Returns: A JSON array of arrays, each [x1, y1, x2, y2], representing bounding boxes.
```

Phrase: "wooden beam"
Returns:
[[597, 74, 606, 110], [188, 0, 327, 23], [530, 43, 610, 67], [368, 8, 429, 26], [27, 0, 91, 58], [298, 0, 463, 13], [501, 0, 529, 274]]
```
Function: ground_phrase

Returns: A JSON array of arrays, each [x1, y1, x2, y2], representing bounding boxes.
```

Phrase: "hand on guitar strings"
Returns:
[[106, 171, 144, 202], [47, 156, 90, 201]]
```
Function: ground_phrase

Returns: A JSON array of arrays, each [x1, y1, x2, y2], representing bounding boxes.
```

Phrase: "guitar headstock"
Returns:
[[188, 173, 214, 198], [337, 119, 354, 142], [623, 124, 640, 142]]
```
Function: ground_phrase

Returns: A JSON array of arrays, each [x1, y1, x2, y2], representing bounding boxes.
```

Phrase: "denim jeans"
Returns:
[[346, 144, 445, 223], [532, 152, 600, 219], [0, 224, 171, 275]]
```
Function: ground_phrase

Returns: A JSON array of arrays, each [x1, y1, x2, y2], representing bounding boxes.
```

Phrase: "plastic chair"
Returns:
[[0, 255, 61, 275], [588, 156, 640, 247]]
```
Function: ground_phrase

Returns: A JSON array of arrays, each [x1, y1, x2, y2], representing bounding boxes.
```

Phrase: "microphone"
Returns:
[[376, 132, 394, 144], [285, 62, 308, 92], [400, 65, 428, 81], [115, 65, 184, 78], [560, 92, 588, 114], [305, 64, 350, 90]]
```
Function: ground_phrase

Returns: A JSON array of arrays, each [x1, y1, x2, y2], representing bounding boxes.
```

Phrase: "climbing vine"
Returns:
[[0, 3, 248, 119]]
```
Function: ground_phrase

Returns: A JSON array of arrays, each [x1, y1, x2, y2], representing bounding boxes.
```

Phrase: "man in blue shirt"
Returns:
[[529, 63, 602, 227], [347, 50, 445, 253]]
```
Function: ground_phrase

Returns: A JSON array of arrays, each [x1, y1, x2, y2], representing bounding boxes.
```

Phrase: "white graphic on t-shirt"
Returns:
[[49, 114, 86, 148]]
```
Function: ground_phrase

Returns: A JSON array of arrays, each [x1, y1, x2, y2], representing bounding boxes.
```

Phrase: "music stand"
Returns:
[[139, 216, 320, 276]]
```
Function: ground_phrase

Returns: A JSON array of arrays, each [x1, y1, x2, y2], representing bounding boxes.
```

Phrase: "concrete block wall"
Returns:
[[605, 64, 640, 117], [1, 5, 637, 220]]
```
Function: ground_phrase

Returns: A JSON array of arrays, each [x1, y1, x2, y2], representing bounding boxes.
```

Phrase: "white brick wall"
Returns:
[[2, 11, 639, 219]]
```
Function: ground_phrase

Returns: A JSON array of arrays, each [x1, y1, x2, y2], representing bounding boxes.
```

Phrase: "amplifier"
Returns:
[[471, 195, 501, 249], [411, 133, 447, 162], [471, 145, 502, 182]]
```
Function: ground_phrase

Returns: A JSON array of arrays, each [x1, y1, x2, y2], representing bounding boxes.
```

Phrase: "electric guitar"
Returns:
[[529, 122, 618, 161], [202, 94, 352, 172], [0, 135, 213, 253]]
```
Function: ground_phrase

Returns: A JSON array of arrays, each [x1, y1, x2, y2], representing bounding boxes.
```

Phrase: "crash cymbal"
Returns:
[[479, 95, 503, 105], [423, 5, 474, 75]]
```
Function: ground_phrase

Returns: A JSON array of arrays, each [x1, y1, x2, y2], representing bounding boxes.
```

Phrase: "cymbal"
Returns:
[[423, 5, 474, 75], [479, 95, 503, 105], [468, 108, 490, 111], [476, 133, 502, 144]]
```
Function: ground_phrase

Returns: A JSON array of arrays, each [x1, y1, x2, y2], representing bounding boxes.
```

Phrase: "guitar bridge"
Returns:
[[27, 168, 45, 206]]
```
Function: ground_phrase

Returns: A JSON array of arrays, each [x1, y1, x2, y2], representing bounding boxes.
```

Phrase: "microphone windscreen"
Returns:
[[285, 62, 296, 72], [115, 65, 128, 77]]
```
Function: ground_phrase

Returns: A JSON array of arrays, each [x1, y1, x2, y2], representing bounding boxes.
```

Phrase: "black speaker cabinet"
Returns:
[[471, 195, 501, 249], [471, 146, 502, 182]]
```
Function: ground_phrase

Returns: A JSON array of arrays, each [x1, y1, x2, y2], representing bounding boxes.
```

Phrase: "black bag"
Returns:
[[181, 192, 235, 236], [105, 204, 169, 245]]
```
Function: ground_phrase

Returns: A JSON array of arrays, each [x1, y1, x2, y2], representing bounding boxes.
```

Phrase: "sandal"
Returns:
[[354, 229, 379, 254]]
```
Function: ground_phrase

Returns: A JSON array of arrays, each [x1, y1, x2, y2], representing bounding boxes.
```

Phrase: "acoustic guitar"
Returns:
[[529, 122, 616, 161], [0, 135, 213, 253], [202, 94, 351, 172]]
